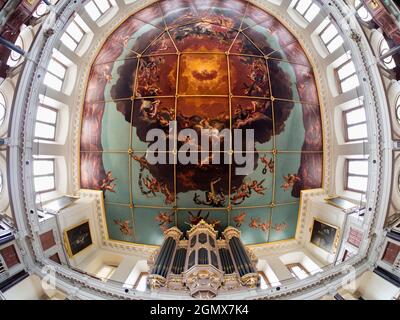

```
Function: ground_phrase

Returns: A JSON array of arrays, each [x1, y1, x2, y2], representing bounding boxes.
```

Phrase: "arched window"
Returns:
[[396, 96, 400, 125], [33, 1, 49, 18], [354, 0, 372, 22], [6, 35, 23, 67], [379, 38, 396, 70], [33, 0, 59, 18], [0, 170, 3, 194], [0, 92, 6, 127]]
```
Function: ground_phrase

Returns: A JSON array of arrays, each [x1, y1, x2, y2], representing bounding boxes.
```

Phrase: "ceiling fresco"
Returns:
[[80, 0, 323, 246]]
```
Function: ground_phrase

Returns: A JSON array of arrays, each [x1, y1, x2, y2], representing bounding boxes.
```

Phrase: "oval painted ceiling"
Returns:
[[80, 0, 323, 246]]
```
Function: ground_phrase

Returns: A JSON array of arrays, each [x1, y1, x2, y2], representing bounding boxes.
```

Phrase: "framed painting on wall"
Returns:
[[310, 219, 340, 253], [381, 240, 400, 266], [63, 220, 93, 257]]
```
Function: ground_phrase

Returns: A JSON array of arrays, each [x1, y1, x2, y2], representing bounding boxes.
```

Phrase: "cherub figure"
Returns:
[[188, 210, 210, 225], [273, 222, 288, 232], [142, 176, 161, 196], [281, 174, 301, 191], [155, 212, 174, 231], [249, 217, 260, 229], [193, 178, 226, 207], [233, 212, 247, 227], [260, 156, 274, 174], [160, 184, 174, 205], [98, 171, 117, 193], [132, 155, 150, 170], [259, 221, 271, 232], [113, 219, 132, 236]]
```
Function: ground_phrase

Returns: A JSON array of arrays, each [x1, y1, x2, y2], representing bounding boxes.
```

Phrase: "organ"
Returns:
[[147, 220, 259, 298]]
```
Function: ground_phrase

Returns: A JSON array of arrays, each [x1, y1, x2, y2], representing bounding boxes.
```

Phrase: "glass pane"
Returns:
[[61, 33, 78, 52], [295, 0, 311, 15], [66, 21, 84, 43], [85, 1, 101, 21], [341, 74, 359, 93], [35, 122, 56, 139], [348, 176, 368, 192], [47, 59, 66, 79], [320, 24, 338, 44], [347, 123, 367, 140], [0, 104, 5, 125], [34, 176, 55, 192], [0, 92, 6, 125], [259, 273, 269, 289], [96, 265, 116, 280], [304, 4, 320, 22], [338, 61, 355, 80], [136, 275, 148, 292], [357, 7, 372, 22], [33, 2, 48, 18], [74, 14, 91, 33], [396, 104, 400, 124], [94, 0, 111, 13], [37, 106, 57, 124], [346, 107, 366, 125], [291, 266, 308, 280], [43, 73, 63, 91], [34, 160, 54, 176], [348, 160, 368, 176], [327, 35, 343, 53]]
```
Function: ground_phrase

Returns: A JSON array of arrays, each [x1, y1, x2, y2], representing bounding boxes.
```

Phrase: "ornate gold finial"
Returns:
[[164, 227, 182, 241], [223, 226, 241, 240]]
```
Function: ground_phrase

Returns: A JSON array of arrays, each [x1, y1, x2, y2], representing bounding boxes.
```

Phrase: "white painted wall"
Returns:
[[3, 274, 65, 300]]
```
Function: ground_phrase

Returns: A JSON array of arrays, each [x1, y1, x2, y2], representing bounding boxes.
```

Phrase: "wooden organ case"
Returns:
[[147, 220, 259, 298]]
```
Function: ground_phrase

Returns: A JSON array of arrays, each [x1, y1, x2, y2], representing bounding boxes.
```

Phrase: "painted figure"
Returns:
[[193, 178, 226, 207], [260, 156, 274, 174], [233, 212, 247, 227], [98, 171, 117, 194], [155, 212, 174, 231], [114, 219, 133, 236], [281, 174, 301, 191]]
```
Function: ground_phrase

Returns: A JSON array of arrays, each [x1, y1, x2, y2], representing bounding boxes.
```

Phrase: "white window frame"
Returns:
[[319, 20, 344, 54], [293, 0, 320, 23], [0, 91, 6, 126], [335, 58, 360, 93], [33, 158, 56, 194], [343, 106, 368, 142], [60, 16, 88, 52], [84, 0, 113, 22], [34, 104, 58, 141], [345, 158, 368, 194], [44, 56, 68, 91]]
